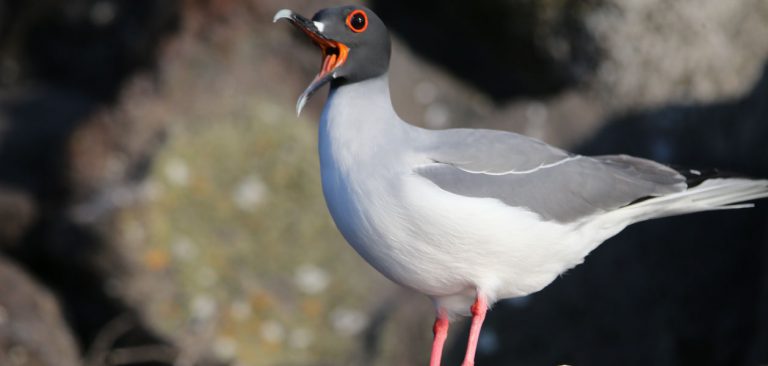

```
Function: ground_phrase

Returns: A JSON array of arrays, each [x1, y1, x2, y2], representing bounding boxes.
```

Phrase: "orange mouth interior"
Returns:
[[314, 41, 349, 82], [296, 26, 349, 81]]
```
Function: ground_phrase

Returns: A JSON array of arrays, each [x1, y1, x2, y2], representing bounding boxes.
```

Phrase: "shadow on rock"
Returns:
[[370, 0, 601, 102]]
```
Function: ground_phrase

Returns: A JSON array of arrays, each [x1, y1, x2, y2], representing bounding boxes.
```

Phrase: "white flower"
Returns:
[[329, 308, 368, 337], [232, 175, 268, 212], [164, 158, 190, 187], [294, 264, 330, 295], [190, 294, 217, 320], [260, 320, 286, 344]]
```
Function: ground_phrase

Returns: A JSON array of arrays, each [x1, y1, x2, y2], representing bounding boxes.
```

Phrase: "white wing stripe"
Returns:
[[455, 155, 583, 176]]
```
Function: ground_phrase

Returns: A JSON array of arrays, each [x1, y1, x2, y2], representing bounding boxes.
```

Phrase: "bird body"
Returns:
[[275, 6, 768, 365], [317, 71, 768, 318], [320, 74, 614, 316]]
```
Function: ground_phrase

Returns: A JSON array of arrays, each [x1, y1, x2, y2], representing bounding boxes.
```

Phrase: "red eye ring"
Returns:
[[346, 10, 368, 33]]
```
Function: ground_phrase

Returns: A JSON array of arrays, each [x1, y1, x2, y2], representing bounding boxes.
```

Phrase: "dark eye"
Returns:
[[346, 10, 368, 33]]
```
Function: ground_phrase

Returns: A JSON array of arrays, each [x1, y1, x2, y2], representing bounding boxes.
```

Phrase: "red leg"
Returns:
[[462, 294, 488, 366], [430, 310, 449, 366]]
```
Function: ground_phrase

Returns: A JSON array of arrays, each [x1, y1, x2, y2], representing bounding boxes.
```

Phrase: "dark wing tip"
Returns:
[[667, 165, 743, 188]]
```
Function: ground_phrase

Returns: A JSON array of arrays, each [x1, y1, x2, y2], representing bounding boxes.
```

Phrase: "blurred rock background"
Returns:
[[0, 0, 766, 365]]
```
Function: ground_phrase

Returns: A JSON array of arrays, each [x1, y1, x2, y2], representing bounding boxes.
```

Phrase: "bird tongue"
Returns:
[[314, 42, 349, 81], [321, 54, 337, 74]]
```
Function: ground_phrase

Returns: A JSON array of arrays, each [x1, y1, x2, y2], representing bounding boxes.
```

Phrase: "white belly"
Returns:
[[319, 149, 435, 291], [315, 77, 625, 317], [320, 149, 602, 303]]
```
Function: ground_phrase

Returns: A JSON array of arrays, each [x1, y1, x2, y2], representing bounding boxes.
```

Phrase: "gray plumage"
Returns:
[[416, 129, 687, 223], [277, 4, 768, 330]]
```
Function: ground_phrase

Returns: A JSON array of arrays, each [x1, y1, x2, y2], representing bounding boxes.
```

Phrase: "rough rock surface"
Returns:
[[0, 257, 79, 366], [0, 0, 220, 365]]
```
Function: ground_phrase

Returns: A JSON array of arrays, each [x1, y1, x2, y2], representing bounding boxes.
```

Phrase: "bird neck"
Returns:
[[320, 73, 411, 163], [323, 73, 403, 134]]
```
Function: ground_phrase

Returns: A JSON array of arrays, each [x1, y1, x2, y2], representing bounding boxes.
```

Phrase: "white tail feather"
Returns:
[[609, 178, 768, 224]]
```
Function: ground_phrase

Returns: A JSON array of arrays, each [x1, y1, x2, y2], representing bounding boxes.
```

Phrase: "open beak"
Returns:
[[274, 9, 350, 116]]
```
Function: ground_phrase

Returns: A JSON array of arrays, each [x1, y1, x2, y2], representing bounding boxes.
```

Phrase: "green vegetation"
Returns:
[[124, 99, 390, 364]]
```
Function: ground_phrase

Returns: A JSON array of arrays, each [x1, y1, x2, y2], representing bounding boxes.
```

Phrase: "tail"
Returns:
[[613, 178, 768, 224]]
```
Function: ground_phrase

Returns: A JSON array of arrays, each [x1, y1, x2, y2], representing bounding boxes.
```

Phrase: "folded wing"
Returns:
[[416, 129, 687, 223]]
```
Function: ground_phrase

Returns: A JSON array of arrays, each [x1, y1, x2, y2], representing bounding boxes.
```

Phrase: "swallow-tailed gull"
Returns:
[[275, 6, 768, 365]]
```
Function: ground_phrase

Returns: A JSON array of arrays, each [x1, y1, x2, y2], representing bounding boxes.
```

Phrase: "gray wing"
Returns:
[[416, 129, 686, 223], [421, 128, 574, 173]]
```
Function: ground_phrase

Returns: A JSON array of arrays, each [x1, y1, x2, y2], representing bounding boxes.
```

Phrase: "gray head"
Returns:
[[274, 6, 391, 114]]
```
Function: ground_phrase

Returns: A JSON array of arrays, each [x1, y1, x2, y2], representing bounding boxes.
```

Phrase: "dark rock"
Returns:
[[370, 0, 601, 101], [0, 1, 213, 365], [0, 0, 180, 102], [0, 256, 80, 366], [0, 185, 35, 248]]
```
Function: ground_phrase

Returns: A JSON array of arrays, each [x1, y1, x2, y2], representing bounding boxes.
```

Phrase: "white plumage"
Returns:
[[318, 74, 768, 318], [275, 6, 768, 365]]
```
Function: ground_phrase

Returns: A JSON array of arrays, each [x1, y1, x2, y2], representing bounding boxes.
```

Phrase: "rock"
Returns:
[[0, 256, 79, 366], [0, 186, 35, 248], [370, 0, 601, 101], [0, 1, 225, 365], [587, 0, 768, 109]]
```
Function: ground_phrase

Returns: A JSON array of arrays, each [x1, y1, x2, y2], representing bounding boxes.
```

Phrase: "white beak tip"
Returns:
[[296, 97, 308, 117], [273, 9, 293, 23]]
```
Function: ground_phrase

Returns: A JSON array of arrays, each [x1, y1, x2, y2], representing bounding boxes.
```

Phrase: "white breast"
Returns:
[[318, 81, 427, 289], [316, 76, 619, 317]]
